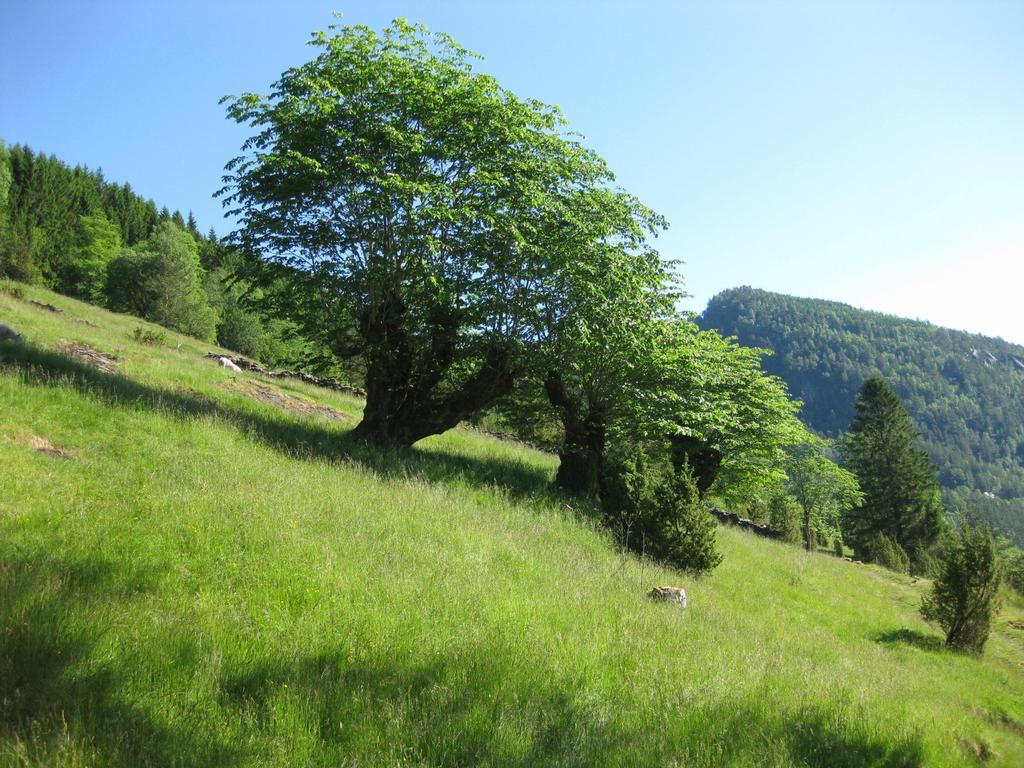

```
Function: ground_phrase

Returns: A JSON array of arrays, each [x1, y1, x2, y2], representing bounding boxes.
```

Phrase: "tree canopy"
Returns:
[[221, 19, 665, 447], [784, 438, 862, 551], [659, 324, 806, 503]]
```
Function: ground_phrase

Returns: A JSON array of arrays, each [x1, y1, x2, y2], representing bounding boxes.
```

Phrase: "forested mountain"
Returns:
[[701, 287, 1024, 544]]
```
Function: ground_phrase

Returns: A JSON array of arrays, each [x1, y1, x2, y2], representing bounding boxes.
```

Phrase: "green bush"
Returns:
[[921, 522, 1002, 654], [1002, 550, 1024, 596], [131, 327, 167, 346], [0, 280, 24, 300], [768, 493, 802, 544], [833, 537, 845, 558], [216, 293, 267, 360], [104, 223, 218, 342], [105, 248, 153, 317], [603, 451, 722, 577], [865, 532, 910, 573]]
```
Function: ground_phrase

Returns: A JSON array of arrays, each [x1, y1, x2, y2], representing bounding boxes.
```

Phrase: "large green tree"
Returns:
[[142, 221, 218, 341], [660, 325, 805, 502], [841, 377, 945, 559], [784, 438, 862, 551], [535, 194, 671, 495], [221, 19, 653, 447]]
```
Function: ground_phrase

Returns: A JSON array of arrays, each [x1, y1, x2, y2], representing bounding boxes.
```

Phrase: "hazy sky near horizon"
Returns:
[[2, 1, 1022, 342]]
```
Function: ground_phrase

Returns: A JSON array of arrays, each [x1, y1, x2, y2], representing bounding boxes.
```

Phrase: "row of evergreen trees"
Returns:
[[0, 141, 312, 368]]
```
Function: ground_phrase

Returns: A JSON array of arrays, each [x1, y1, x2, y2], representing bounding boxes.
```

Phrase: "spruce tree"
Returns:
[[841, 377, 945, 562]]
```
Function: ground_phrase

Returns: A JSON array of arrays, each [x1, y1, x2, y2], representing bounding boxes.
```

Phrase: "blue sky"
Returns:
[[2, 1, 1022, 342]]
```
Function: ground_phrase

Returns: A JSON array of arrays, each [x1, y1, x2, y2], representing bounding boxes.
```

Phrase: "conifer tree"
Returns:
[[0, 141, 11, 226], [921, 521, 1002, 654], [603, 452, 722, 576], [841, 377, 945, 561]]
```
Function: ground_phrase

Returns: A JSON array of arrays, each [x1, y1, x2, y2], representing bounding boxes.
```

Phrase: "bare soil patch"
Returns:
[[58, 341, 118, 373], [30, 299, 62, 313], [15, 433, 74, 459], [222, 380, 350, 423]]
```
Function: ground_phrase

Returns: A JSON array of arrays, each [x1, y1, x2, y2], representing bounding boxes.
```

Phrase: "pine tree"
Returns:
[[0, 140, 11, 264], [841, 377, 945, 562]]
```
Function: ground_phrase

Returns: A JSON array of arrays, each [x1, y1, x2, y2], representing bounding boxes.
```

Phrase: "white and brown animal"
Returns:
[[0, 323, 22, 344], [218, 356, 242, 372], [648, 585, 687, 608]]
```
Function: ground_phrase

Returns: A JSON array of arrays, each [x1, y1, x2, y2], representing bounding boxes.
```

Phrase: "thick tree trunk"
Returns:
[[545, 371, 606, 496], [351, 291, 515, 447]]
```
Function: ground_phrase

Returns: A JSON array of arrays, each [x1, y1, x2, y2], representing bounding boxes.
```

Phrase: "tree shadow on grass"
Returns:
[[673, 700, 927, 768], [218, 648, 644, 767], [778, 708, 926, 768], [215, 648, 929, 768], [873, 628, 945, 652], [1, 342, 561, 507], [0, 550, 238, 766]]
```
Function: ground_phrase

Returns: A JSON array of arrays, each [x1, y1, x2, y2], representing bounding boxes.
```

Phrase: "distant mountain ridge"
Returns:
[[700, 286, 1024, 545]]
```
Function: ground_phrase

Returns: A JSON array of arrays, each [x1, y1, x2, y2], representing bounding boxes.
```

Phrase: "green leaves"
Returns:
[[655, 321, 805, 503], [220, 19, 664, 445], [921, 521, 1002, 654], [785, 437, 862, 549]]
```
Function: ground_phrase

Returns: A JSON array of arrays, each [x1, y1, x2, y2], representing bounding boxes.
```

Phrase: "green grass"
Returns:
[[1, 282, 1023, 767]]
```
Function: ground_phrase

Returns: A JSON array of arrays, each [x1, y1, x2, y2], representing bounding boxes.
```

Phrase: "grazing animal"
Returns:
[[648, 586, 688, 608], [218, 356, 242, 372], [0, 323, 22, 344]]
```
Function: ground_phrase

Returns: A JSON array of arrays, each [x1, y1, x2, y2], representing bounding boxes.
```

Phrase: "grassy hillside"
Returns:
[[2, 283, 1023, 767]]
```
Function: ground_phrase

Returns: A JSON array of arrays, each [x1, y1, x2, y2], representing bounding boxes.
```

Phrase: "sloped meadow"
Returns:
[[2, 284, 1023, 767]]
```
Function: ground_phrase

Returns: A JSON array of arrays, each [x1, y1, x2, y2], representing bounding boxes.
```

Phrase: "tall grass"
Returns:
[[1, 283, 1022, 766]]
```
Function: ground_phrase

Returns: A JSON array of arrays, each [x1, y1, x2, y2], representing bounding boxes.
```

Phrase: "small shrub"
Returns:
[[833, 537, 845, 558], [768, 493, 802, 544], [216, 296, 266, 359], [865, 532, 910, 573], [132, 326, 167, 345], [603, 451, 722, 576], [1005, 552, 1024, 595], [0, 281, 25, 300], [921, 522, 1002, 654]]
